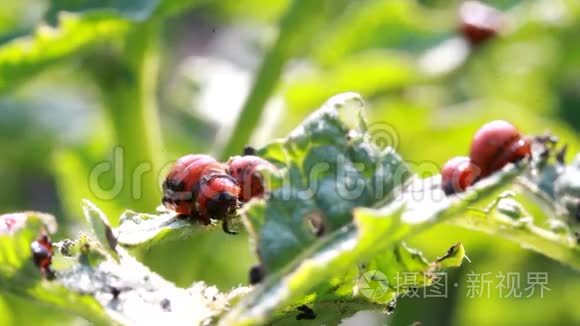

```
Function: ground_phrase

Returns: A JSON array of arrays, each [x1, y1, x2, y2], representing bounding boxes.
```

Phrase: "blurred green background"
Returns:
[[0, 0, 579, 325]]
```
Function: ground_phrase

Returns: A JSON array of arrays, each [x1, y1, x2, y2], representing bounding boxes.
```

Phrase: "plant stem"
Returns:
[[91, 21, 164, 218], [218, 0, 330, 159]]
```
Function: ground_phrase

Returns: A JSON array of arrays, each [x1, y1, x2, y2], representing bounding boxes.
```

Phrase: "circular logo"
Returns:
[[367, 122, 399, 150], [358, 270, 390, 300]]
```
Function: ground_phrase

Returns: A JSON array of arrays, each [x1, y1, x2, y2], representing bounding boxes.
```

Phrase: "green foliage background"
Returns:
[[0, 0, 578, 325]]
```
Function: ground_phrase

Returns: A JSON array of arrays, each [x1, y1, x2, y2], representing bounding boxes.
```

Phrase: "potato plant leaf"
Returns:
[[249, 92, 412, 274], [115, 209, 201, 248], [0, 12, 130, 93], [220, 166, 520, 325], [46, 0, 162, 22], [219, 94, 526, 325], [54, 245, 235, 325], [82, 199, 119, 261], [449, 192, 580, 270], [447, 142, 580, 270], [46, 0, 204, 22], [0, 212, 109, 323], [2, 206, 247, 324]]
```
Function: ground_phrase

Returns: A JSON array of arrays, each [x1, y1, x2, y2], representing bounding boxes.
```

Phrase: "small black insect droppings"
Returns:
[[249, 264, 265, 285], [161, 298, 171, 312], [386, 300, 396, 313], [111, 287, 121, 299], [296, 305, 316, 320]]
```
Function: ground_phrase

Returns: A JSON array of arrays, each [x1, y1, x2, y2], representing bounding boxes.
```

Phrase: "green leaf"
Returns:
[[222, 93, 525, 325], [81, 199, 119, 261], [220, 164, 518, 325], [471, 142, 580, 270], [0, 12, 130, 93], [55, 245, 235, 325], [46, 0, 162, 22], [0, 212, 109, 323], [435, 242, 467, 268], [115, 210, 201, 248], [264, 242, 460, 324], [2, 207, 249, 324], [46, 0, 204, 22], [0, 212, 56, 236], [449, 193, 580, 270], [245, 92, 412, 274]]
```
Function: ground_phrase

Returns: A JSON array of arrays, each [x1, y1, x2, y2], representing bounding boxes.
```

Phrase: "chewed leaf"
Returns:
[[56, 247, 238, 325], [520, 141, 580, 226], [436, 242, 467, 268], [0, 211, 109, 323], [357, 242, 466, 305], [245, 93, 412, 274], [223, 145, 525, 325], [0, 211, 57, 275], [221, 202, 405, 326], [82, 199, 118, 261], [468, 139, 580, 269], [2, 209, 246, 324], [0, 212, 56, 236], [450, 193, 580, 270], [115, 210, 199, 247], [264, 240, 450, 324]]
